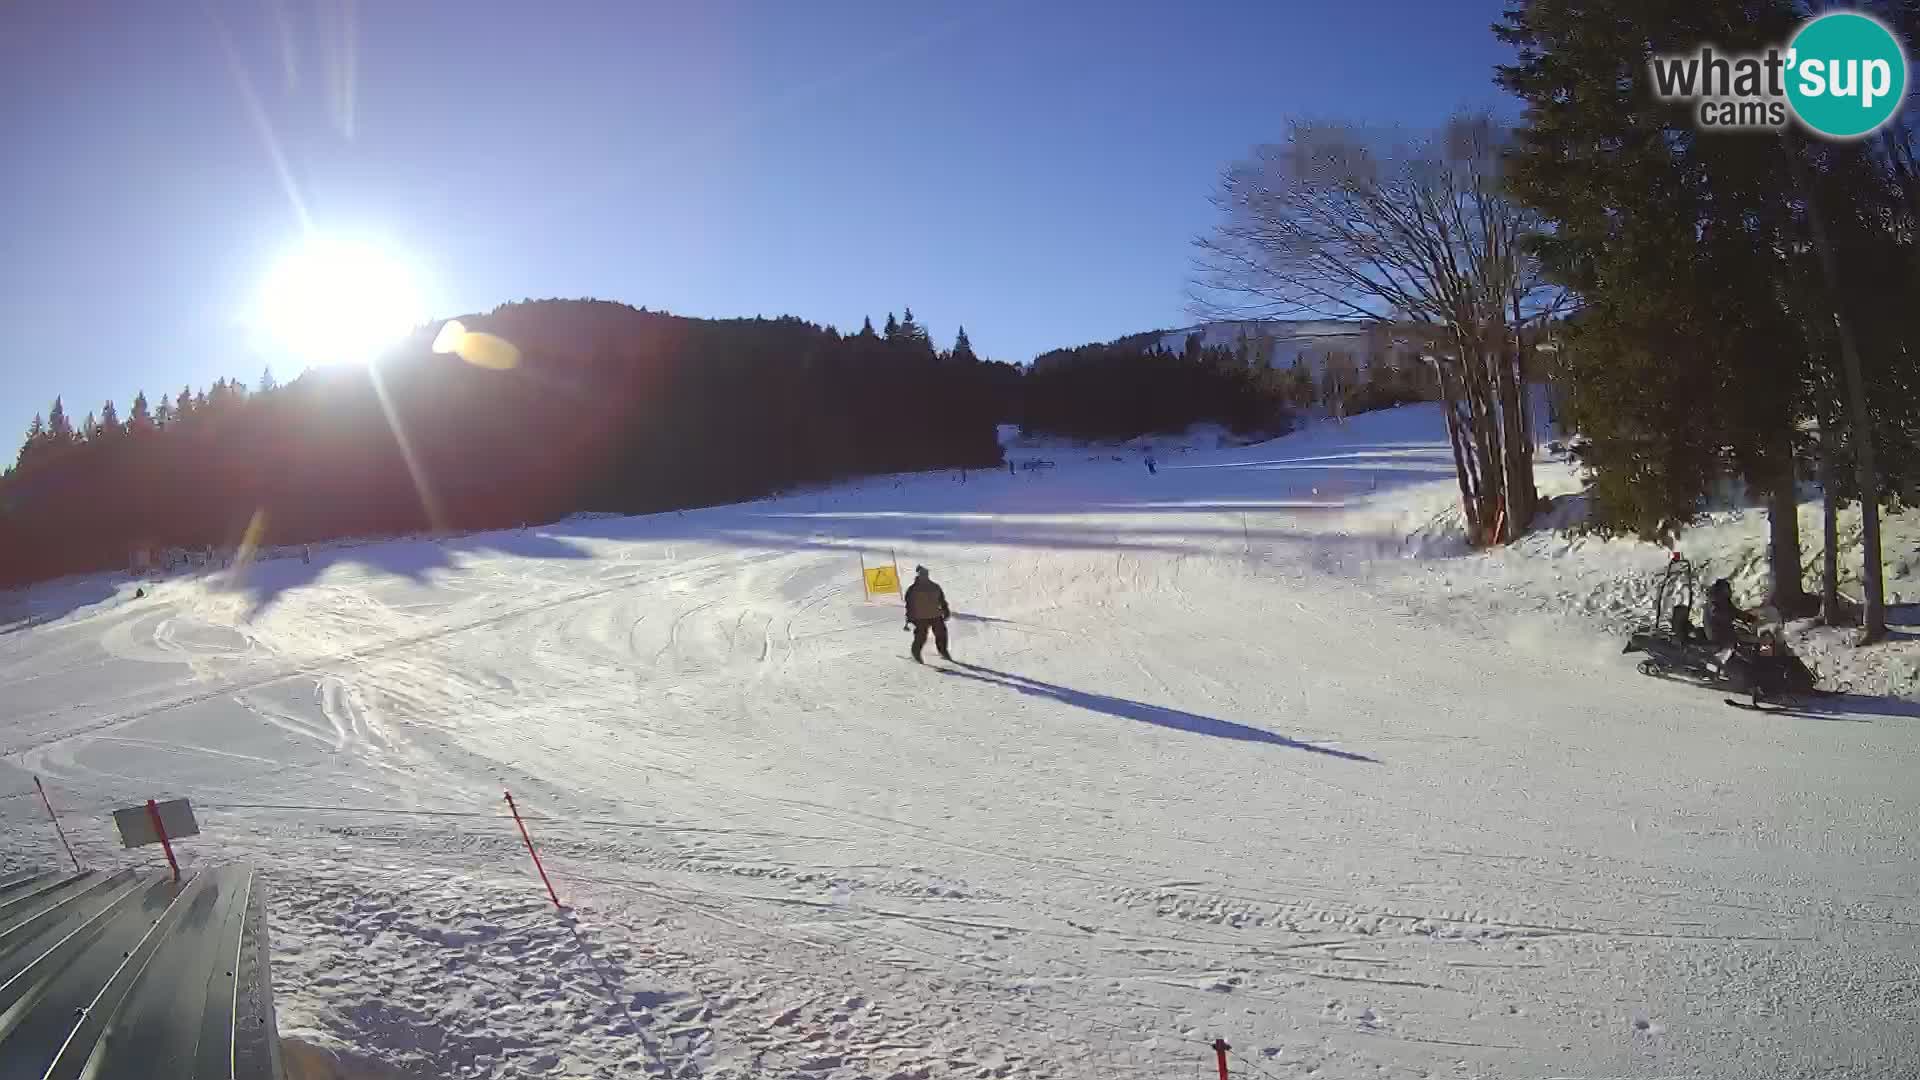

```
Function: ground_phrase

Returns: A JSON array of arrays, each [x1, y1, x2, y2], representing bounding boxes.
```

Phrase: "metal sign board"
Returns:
[[113, 798, 200, 849]]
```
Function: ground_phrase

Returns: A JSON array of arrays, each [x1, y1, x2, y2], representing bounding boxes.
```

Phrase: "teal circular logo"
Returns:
[[1786, 12, 1908, 138]]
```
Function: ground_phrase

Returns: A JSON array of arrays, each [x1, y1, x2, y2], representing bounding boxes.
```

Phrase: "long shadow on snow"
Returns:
[[0, 577, 119, 636], [939, 662, 1379, 761], [552, 513, 1404, 564], [1767, 692, 1920, 722], [213, 529, 595, 621]]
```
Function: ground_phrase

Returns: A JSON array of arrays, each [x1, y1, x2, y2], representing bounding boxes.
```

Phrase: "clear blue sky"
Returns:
[[1, 0, 1514, 442]]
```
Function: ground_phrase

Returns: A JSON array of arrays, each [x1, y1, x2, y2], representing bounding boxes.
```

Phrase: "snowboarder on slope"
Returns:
[[904, 565, 952, 663]]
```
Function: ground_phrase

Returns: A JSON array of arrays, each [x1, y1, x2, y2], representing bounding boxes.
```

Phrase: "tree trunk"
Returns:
[[1456, 336, 1505, 544], [1496, 332, 1536, 541], [1517, 330, 1538, 451], [1434, 357, 1483, 543], [1791, 140, 1888, 642], [1502, 297, 1540, 539], [1819, 413, 1843, 625], [1765, 432, 1810, 616]]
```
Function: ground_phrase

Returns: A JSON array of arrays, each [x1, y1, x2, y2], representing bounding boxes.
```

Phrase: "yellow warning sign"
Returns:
[[863, 565, 900, 595]]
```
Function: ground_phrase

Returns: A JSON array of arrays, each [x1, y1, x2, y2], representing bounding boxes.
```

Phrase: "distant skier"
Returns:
[[1144, 454, 1157, 476], [903, 565, 952, 663], [1008, 459, 1016, 476]]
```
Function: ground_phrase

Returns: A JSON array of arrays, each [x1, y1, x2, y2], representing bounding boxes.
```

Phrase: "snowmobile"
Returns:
[[1622, 554, 1717, 680], [1621, 554, 1821, 709]]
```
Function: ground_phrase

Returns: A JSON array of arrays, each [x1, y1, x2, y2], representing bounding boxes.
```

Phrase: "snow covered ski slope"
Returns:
[[3, 406, 1916, 1079]]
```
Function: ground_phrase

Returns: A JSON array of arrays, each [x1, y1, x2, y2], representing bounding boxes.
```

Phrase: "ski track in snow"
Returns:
[[3, 405, 1918, 1079]]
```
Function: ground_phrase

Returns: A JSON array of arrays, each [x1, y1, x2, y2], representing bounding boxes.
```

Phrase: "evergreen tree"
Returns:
[[259, 366, 278, 393], [858, 316, 877, 339], [81, 411, 99, 443], [155, 394, 174, 429], [17, 414, 45, 467], [1497, 0, 1819, 610], [951, 326, 978, 364], [128, 391, 153, 436], [882, 313, 900, 341], [901, 307, 930, 346], [98, 399, 121, 439], [46, 397, 72, 445], [175, 385, 196, 424]]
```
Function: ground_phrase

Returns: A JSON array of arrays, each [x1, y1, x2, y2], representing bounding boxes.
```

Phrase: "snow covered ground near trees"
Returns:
[[3, 404, 1917, 1079]]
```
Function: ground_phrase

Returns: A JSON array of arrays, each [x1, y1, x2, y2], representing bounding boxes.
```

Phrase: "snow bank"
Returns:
[[1368, 438, 1920, 699]]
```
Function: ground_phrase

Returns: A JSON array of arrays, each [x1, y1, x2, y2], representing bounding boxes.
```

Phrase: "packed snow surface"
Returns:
[[3, 404, 1916, 1079]]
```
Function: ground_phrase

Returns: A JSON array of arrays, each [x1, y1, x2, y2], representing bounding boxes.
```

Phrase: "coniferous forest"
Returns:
[[1020, 338, 1296, 442], [0, 300, 1016, 586]]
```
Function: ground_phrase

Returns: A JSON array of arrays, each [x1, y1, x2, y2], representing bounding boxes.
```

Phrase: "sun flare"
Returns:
[[257, 235, 427, 367]]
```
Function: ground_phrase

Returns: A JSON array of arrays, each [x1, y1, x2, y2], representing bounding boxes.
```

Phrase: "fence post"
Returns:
[[1212, 1038, 1231, 1080], [146, 798, 180, 881], [505, 791, 562, 909], [34, 777, 80, 872]]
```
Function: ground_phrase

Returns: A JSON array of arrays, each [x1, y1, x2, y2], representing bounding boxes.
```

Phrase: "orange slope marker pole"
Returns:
[[146, 798, 179, 882], [504, 791, 562, 909]]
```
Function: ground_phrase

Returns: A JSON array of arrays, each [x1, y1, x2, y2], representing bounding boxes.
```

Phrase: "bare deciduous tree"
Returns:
[[1193, 113, 1568, 544]]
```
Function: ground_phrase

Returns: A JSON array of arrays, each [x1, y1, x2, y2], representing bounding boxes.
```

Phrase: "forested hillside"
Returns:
[[0, 300, 1013, 585]]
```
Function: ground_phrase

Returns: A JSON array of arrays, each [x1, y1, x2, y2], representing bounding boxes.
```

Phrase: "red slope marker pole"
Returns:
[[504, 791, 562, 909], [146, 798, 179, 882], [1212, 1038, 1231, 1080], [35, 777, 80, 871]]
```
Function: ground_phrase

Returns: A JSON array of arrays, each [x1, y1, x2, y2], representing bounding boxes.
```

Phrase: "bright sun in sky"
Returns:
[[256, 236, 428, 367]]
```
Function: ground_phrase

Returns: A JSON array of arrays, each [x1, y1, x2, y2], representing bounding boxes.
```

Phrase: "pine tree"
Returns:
[[1497, 0, 1816, 609], [858, 316, 877, 338], [98, 399, 121, 439], [155, 394, 174, 429], [81, 410, 99, 443], [882, 313, 900, 342], [951, 326, 978, 364], [17, 414, 45, 467], [128, 391, 153, 436], [259, 366, 278, 394], [47, 397, 72, 445], [174, 385, 196, 425]]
